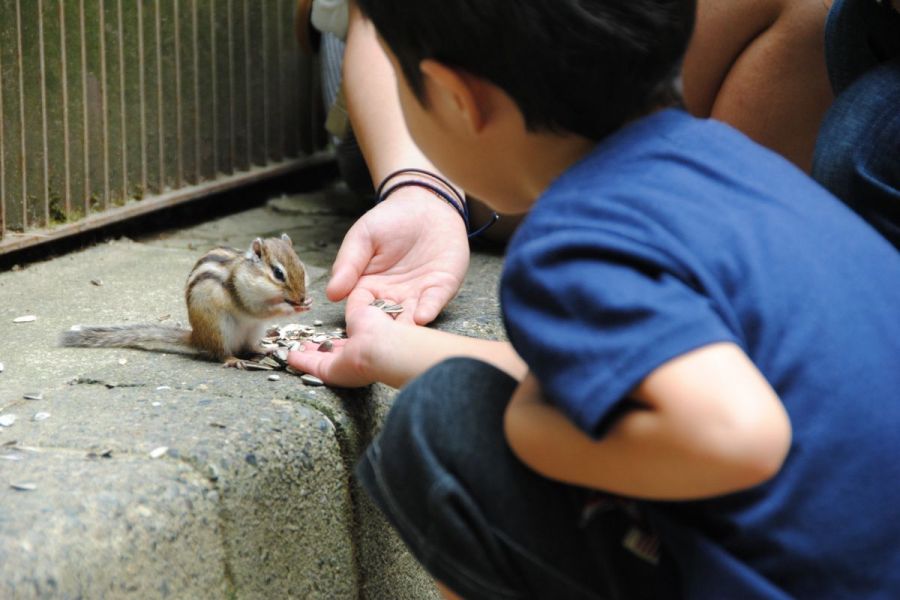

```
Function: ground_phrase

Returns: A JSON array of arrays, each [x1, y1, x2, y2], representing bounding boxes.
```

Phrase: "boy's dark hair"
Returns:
[[356, 0, 696, 140]]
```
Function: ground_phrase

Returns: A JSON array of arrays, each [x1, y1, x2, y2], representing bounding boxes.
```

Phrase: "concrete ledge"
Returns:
[[0, 189, 505, 599]]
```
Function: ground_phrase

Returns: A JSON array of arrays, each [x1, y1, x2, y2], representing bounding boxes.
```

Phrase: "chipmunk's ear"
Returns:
[[247, 237, 264, 260], [281, 233, 293, 246]]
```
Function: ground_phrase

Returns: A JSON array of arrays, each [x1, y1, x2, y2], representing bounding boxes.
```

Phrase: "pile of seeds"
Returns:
[[240, 320, 347, 385], [242, 301, 404, 384]]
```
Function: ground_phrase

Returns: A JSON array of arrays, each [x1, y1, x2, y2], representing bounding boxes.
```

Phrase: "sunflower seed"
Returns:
[[23, 392, 42, 401], [32, 412, 50, 422], [300, 374, 324, 387], [0, 415, 16, 427], [13, 315, 36, 323], [87, 448, 114, 459], [268, 374, 281, 382], [0, 362, 4, 373], [313, 319, 323, 326], [370, 299, 386, 309], [259, 356, 282, 369], [118, 358, 128, 366], [10, 482, 36, 491], [242, 361, 274, 371], [311, 334, 329, 344], [273, 349, 289, 364], [381, 304, 404, 314], [90, 278, 103, 286], [149, 446, 168, 459], [317, 340, 334, 352], [0, 454, 22, 461]]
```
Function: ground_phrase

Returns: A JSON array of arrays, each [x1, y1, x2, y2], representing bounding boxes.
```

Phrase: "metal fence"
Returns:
[[0, 0, 326, 254]]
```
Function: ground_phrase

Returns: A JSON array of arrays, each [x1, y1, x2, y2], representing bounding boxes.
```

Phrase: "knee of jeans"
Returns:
[[370, 358, 514, 485]]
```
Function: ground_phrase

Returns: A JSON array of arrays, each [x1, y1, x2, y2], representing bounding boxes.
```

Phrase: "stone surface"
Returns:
[[0, 186, 507, 599]]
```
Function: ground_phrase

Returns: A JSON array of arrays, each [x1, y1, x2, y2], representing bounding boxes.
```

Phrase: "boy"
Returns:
[[288, 0, 900, 597]]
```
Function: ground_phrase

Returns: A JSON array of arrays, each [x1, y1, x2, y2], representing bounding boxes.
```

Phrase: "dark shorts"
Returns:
[[355, 358, 680, 600]]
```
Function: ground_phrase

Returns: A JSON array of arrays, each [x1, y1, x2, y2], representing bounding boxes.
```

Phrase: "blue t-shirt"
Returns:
[[501, 109, 900, 599]]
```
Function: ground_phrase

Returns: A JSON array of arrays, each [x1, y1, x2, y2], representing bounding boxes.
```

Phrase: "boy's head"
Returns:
[[356, 0, 696, 141]]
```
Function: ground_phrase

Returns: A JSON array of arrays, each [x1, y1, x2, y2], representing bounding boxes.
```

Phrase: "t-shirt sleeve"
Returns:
[[501, 226, 739, 437]]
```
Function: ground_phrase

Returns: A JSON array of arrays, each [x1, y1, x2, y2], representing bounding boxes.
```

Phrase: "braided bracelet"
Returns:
[[375, 168, 499, 238]]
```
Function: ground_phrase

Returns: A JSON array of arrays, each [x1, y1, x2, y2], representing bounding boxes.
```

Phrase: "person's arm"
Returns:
[[287, 305, 527, 389], [682, 0, 832, 171], [325, 4, 471, 325], [504, 342, 792, 500]]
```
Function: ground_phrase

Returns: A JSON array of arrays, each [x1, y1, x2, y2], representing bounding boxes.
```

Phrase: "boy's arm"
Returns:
[[504, 342, 792, 500], [288, 306, 527, 389]]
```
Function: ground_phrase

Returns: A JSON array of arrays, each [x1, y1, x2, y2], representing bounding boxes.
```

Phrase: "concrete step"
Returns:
[[0, 189, 506, 599]]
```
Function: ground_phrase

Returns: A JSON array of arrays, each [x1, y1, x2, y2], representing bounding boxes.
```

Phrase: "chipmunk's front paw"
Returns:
[[222, 356, 247, 369]]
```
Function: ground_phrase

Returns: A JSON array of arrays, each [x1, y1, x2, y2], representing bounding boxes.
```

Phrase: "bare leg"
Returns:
[[683, 0, 833, 172]]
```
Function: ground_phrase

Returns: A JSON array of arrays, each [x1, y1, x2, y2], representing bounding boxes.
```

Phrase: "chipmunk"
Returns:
[[60, 234, 312, 368]]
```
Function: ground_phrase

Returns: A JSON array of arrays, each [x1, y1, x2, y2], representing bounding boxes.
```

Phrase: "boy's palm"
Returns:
[[327, 190, 470, 325], [286, 306, 391, 388]]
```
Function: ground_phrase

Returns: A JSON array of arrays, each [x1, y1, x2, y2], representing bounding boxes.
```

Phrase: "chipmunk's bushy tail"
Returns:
[[60, 324, 192, 350]]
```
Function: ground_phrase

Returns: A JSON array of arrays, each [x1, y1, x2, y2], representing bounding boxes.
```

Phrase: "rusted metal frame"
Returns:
[[0, 154, 331, 255]]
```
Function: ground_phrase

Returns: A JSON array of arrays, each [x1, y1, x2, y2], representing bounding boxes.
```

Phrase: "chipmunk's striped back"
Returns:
[[185, 246, 242, 307]]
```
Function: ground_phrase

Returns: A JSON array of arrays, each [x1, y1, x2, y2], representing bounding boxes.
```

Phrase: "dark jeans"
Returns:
[[355, 358, 679, 600], [812, 0, 900, 250]]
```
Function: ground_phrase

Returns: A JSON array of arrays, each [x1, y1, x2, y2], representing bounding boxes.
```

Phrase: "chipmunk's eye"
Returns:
[[272, 265, 286, 282]]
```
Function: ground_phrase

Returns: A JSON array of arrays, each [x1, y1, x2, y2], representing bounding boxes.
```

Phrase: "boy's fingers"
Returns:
[[413, 286, 451, 325], [287, 348, 330, 378], [327, 229, 374, 302]]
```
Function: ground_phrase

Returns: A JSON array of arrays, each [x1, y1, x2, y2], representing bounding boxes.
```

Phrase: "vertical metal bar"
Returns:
[[243, 0, 251, 167], [275, 0, 285, 161], [59, 0, 71, 217], [117, 0, 127, 200], [80, 0, 89, 215], [227, 0, 235, 172], [210, 0, 218, 175], [38, 0, 50, 224], [99, 0, 109, 210], [138, 0, 147, 195], [155, 0, 164, 191], [174, 0, 183, 187], [261, 2, 269, 161], [16, 0, 28, 229], [0, 32, 5, 236], [192, 0, 200, 182]]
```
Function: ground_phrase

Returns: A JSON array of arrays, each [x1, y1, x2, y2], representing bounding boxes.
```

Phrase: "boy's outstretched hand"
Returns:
[[326, 189, 470, 326], [287, 305, 394, 388]]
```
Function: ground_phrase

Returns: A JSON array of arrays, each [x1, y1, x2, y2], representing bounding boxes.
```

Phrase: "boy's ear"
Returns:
[[420, 59, 490, 134]]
